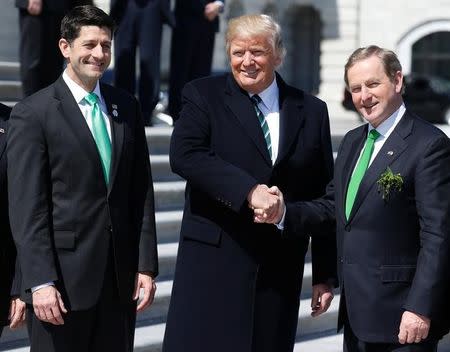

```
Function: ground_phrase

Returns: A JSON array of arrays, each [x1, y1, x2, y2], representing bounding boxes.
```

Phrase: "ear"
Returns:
[[59, 38, 71, 59], [394, 71, 403, 94]]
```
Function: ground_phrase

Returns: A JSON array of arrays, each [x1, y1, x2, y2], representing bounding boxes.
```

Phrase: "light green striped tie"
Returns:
[[345, 129, 381, 219], [85, 92, 111, 184], [251, 94, 272, 158]]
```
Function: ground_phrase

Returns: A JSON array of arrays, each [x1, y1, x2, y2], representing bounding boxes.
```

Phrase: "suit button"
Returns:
[[339, 257, 344, 263], [107, 225, 112, 232], [345, 224, 351, 232]]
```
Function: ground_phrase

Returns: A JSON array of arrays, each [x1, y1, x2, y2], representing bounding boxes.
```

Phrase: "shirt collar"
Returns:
[[249, 77, 279, 111], [62, 70, 103, 105], [368, 103, 406, 139]]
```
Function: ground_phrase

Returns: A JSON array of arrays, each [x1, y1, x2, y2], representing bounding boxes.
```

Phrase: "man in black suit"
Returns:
[[111, 0, 175, 126], [163, 14, 337, 352], [8, 6, 157, 351], [16, 0, 92, 97], [167, 0, 224, 122], [0, 103, 25, 338], [258, 46, 450, 351]]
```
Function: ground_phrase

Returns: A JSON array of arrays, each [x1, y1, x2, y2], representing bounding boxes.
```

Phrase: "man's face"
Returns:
[[59, 26, 112, 91], [347, 55, 403, 128], [229, 35, 281, 94]]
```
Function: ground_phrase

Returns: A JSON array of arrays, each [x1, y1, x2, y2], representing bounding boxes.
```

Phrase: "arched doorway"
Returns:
[[411, 31, 450, 80]]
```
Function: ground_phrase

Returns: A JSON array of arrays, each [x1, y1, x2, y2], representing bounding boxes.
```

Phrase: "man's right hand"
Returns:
[[252, 185, 285, 224], [27, 0, 42, 15], [32, 286, 67, 325], [247, 184, 280, 220]]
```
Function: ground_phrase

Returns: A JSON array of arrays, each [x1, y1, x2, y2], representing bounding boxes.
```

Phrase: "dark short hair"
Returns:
[[60, 5, 116, 44], [344, 45, 403, 91]]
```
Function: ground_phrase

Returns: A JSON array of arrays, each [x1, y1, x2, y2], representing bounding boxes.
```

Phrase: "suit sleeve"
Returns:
[[7, 102, 58, 291], [403, 135, 450, 319], [132, 100, 158, 275], [170, 82, 258, 213]]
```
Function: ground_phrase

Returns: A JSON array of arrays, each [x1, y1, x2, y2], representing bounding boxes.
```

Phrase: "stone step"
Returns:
[[0, 80, 22, 101], [149, 155, 181, 182], [157, 243, 178, 281], [0, 62, 20, 81], [132, 293, 340, 352], [155, 210, 182, 244], [153, 181, 185, 212], [146, 127, 172, 155]]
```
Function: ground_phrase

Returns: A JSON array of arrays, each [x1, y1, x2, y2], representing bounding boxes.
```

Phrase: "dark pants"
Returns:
[[168, 22, 215, 122], [114, 0, 163, 125], [27, 255, 136, 352], [344, 323, 438, 352], [19, 9, 64, 97]]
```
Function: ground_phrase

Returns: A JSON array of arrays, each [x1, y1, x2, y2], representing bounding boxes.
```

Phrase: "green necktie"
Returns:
[[84, 92, 111, 184], [345, 129, 381, 219], [250, 94, 272, 158]]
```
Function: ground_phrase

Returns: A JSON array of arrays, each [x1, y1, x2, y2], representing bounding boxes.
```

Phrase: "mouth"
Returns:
[[362, 102, 378, 111], [240, 69, 258, 78]]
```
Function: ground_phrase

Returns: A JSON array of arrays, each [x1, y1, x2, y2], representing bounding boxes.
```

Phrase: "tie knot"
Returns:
[[368, 129, 380, 141], [250, 94, 262, 105], [85, 92, 99, 106]]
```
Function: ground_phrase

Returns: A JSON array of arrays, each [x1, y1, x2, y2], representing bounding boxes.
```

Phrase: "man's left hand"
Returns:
[[9, 297, 26, 329], [398, 311, 430, 344], [311, 283, 334, 317], [204, 2, 221, 21], [133, 272, 156, 312]]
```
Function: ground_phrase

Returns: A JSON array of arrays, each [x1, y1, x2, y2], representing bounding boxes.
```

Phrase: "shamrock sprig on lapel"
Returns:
[[377, 167, 403, 202]]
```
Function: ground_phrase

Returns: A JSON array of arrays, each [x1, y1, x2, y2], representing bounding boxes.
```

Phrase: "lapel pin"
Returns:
[[387, 151, 394, 156], [112, 104, 118, 109], [112, 110, 118, 117], [0, 128, 4, 133]]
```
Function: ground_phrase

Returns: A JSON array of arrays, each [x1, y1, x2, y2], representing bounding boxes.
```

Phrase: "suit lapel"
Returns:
[[101, 84, 124, 194], [224, 74, 272, 166], [338, 125, 367, 224], [347, 113, 413, 222], [274, 75, 305, 166], [54, 77, 105, 182]]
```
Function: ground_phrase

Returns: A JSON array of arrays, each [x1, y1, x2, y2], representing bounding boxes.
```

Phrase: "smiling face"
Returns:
[[229, 34, 281, 94], [347, 55, 403, 128], [59, 25, 112, 92]]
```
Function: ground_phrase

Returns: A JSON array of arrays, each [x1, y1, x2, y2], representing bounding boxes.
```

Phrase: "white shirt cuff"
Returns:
[[275, 205, 286, 230], [31, 282, 54, 293]]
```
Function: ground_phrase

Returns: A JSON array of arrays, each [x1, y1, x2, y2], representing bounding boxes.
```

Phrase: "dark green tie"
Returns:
[[84, 92, 111, 184], [345, 129, 381, 219], [250, 94, 272, 158]]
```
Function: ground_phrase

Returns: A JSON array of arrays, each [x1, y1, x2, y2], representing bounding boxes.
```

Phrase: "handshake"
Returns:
[[247, 184, 285, 225]]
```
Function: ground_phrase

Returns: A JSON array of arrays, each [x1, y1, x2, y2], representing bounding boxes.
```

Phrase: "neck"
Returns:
[[66, 67, 97, 92]]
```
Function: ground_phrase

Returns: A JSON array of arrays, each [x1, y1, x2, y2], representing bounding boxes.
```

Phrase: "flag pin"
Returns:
[[387, 151, 394, 156], [0, 128, 4, 133]]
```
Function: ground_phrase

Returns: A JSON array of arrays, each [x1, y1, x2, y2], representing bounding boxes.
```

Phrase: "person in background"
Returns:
[[167, 0, 225, 122], [0, 102, 25, 338], [111, 0, 175, 126]]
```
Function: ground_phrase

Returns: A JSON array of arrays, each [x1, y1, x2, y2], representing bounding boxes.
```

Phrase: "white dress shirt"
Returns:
[[249, 77, 280, 164], [32, 72, 112, 293]]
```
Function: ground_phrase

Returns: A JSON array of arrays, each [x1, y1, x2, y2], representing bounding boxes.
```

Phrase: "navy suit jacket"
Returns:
[[285, 110, 450, 342], [164, 73, 337, 352], [7, 77, 157, 310]]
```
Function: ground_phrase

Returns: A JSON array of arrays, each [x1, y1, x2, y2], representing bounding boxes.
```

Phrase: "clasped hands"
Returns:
[[247, 184, 285, 225]]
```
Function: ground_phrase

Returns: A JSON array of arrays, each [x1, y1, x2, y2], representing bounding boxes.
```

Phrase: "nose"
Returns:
[[361, 86, 372, 102], [91, 43, 104, 58], [242, 51, 253, 66]]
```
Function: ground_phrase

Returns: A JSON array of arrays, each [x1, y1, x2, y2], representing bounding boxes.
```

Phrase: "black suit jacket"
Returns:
[[285, 110, 450, 342], [173, 0, 221, 32], [110, 0, 174, 27], [15, 0, 92, 13], [7, 77, 157, 310], [164, 73, 336, 352], [0, 103, 19, 327]]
